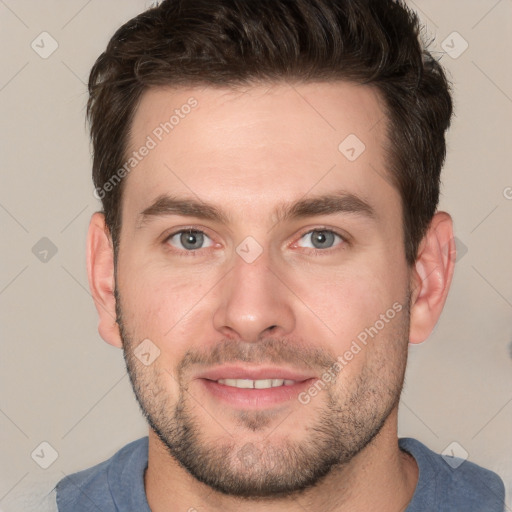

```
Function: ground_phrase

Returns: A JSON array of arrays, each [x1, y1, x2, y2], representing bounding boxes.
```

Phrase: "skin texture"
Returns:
[[87, 81, 456, 511]]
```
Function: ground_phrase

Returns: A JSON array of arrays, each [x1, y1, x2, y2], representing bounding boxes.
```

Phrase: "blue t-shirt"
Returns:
[[56, 437, 505, 511]]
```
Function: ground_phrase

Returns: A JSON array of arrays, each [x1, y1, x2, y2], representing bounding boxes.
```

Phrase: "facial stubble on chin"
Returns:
[[114, 287, 410, 499]]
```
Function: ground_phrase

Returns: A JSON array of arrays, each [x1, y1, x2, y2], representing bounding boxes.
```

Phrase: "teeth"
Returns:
[[217, 378, 296, 389], [256, 379, 277, 389]]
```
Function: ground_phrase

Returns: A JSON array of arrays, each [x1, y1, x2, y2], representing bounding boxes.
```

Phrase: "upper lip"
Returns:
[[195, 365, 315, 382]]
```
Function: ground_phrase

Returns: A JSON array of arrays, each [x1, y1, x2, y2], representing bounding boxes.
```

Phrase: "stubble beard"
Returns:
[[116, 291, 410, 499]]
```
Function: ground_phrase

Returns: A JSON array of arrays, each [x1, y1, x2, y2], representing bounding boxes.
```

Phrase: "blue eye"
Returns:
[[167, 230, 213, 251], [297, 230, 343, 250]]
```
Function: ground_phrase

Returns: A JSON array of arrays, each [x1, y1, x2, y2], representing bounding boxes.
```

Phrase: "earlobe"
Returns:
[[86, 212, 123, 348], [409, 212, 456, 344]]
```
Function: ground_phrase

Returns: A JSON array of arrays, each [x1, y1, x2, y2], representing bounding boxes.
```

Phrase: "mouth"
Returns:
[[194, 366, 316, 408], [216, 378, 297, 389]]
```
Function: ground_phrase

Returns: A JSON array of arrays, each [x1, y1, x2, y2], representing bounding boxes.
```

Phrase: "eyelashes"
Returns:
[[163, 226, 348, 256], [295, 229, 344, 250], [166, 229, 214, 251]]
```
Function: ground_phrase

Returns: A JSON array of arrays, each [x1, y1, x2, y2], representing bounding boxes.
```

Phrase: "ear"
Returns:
[[409, 212, 456, 344], [86, 212, 122, 348]]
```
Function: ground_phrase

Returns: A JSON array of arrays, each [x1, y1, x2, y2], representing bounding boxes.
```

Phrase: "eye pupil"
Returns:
[[311, 230, 335, 249], [173, 230, 338, 252], [180, 230, 204, 250]]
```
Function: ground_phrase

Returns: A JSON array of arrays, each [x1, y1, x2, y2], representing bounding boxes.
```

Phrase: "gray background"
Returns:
[[1, 0, 511, 509]]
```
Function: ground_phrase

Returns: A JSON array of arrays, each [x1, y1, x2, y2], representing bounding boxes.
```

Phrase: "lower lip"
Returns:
[[199, 379, 315, 408]]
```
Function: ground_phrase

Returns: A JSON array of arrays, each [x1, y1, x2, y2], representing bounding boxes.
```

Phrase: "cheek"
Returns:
[[287, 258, 407, 354], [119, 266, 219, 352]]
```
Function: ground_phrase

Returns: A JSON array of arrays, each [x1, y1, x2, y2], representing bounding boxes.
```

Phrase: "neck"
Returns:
[[144, 408, 418, 512]]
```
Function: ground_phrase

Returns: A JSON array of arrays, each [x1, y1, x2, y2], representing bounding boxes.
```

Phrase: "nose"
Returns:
[[212, 247, 296, 343]]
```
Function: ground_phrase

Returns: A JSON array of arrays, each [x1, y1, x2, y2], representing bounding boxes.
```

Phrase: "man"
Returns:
[[57, 0, 506, 510]]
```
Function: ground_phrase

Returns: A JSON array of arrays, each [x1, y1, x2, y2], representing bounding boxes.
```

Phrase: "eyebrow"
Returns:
[[137, 190, 376, 228], [138, 195, 230, 226], [277, 192, 375, 223]]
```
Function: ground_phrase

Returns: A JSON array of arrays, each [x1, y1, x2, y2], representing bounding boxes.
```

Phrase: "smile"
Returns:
[[216, 378, 296, 389]]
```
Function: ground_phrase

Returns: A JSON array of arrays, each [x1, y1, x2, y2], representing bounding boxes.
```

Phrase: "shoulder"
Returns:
[[400, 437, 505, 512], [56, 437, 149, 512]]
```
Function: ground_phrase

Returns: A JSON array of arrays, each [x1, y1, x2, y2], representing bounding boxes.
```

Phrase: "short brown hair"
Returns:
[[88, 0, 452, 264]]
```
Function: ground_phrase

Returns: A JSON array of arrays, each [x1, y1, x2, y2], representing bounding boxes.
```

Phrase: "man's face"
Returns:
[[115, 82, 412, 496]]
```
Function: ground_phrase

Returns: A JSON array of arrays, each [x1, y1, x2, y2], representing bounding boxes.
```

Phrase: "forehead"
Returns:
[[123, 81, 396, 222]]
